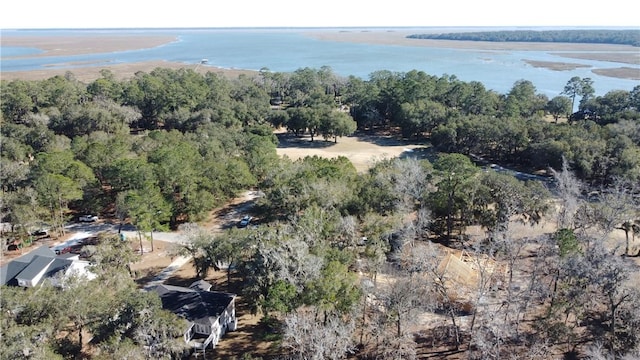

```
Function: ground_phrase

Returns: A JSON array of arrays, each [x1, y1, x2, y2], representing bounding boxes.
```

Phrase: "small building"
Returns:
[[0, 245, 95, 288], [154, 280, 237, 352]]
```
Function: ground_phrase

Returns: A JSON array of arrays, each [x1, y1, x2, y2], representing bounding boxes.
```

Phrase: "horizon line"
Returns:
[[4, 25, 640, 31]]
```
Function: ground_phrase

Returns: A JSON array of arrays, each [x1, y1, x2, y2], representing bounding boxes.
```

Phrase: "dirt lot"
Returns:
[[275, 129, 431, 173]]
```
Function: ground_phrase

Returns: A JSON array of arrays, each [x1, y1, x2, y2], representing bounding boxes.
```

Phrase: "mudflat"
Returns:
[[306, 29, 638, 52], [1, 59, 256, 83], [1, 34, 255, 82], [2, 29, 639, 82], [306, 29, 640, 80], [1, 35, 178, 58]]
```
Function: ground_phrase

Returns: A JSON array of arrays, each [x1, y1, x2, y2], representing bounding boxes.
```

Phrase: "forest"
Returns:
[[406, 29, 640, 47], [1, 65, 640, 359]]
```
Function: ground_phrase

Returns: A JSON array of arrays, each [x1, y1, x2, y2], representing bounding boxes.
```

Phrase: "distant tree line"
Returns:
[[407, 29, 640, 46]]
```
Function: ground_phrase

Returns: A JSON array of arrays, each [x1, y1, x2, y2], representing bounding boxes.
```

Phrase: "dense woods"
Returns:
[[407, 29, 640, 47], [1, 65, 640, 359]]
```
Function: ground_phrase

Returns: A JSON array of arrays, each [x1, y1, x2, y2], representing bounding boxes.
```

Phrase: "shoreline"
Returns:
[[305, 29, 640, 52], [1, 35, 178, 59], [305, 29, 640, 80], [2, 30, 639, 82], [0, 60, 257, 82]]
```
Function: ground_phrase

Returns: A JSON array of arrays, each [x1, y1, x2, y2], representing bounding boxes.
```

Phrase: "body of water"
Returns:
[[2, 28, 639, 98]]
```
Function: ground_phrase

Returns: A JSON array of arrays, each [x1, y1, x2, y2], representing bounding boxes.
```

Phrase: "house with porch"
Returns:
[[154, 280, 237, 352]]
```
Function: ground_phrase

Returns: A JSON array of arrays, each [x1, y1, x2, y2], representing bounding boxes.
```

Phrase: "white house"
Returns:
[[0, 245, 95, 288]]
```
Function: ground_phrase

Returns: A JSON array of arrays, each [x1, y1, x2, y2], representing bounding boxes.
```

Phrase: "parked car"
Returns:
[[7, 243, 21, 251], [54, 246, 73, 255], [79, 214, 99, 222], [237, 215, 252, 228], [30, 229, 50, 238]]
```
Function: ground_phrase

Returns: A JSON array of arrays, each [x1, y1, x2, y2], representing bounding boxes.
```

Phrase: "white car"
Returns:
[[238, 215, 252, 228], [79, 214, 99, 222]]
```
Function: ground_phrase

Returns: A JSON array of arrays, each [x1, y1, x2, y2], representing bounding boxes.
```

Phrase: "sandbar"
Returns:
[[524, 60, 591, 71], [305, 29, 637, 52], [2, 35, 178, 58], [305, 29, 640, 80], [1, 34, 256, 82], [0, 60, 256, 83]]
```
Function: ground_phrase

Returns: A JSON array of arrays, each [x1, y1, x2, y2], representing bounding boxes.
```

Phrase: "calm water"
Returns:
[[2, 28, 639, 97]]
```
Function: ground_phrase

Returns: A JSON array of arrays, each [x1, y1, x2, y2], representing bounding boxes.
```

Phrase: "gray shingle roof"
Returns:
[[0, 246, 57, 286], [14, 255, 55, 282], [155, 281, 235, 326]]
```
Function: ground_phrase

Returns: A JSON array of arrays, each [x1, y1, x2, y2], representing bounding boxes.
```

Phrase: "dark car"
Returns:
[[31, 229, 50, 238]]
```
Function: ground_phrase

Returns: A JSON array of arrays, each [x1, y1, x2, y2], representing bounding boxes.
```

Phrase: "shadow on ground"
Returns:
[[276, 132, 335, 149], [399, 146, 438, 163], [134, 266, 167, 286], [353, 130, 430, 148]]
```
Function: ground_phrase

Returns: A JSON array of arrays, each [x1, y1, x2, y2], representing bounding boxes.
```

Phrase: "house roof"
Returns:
[[44, 258, 74, 279], [189, 279, 212, 292], [0, 245, 85, 287], [0, 246, 57, 286], [15, 255, 55, 282], [7, 245, 57, 264], [155, 281, 235, 326], [14, 255, 73, 285], [0, 261, 29, 286]]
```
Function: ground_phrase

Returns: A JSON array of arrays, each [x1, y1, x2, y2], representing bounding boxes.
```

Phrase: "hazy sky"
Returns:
[[2, 0, 638, 29]]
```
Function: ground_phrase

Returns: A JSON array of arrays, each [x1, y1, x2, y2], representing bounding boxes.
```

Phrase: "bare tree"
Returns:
[[282, 307, 356, 360], [374, 334, 418, 360], [361, 265, 424, 359], [464, 242, 506, 350], [398, 242, 464, 349], [392, 157, 436, 213], [550, 157, 584, 231], [376, 267, 430, 338], [585, 243, 636, 351], [590, 178, 640, 255]]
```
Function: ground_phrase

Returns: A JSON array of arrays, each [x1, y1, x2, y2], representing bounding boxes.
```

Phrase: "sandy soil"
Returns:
[[1, 35, 178, 58], [276, 130, 430, 173], [0, 60, 257, 82], [524, 59, 592, 71]]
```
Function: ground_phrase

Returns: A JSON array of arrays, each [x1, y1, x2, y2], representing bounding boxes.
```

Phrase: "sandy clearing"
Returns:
[[276, 131, 429, 173]]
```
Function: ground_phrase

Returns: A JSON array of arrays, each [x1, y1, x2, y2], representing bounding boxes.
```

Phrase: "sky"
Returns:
[[1, 0, 638, 29]]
